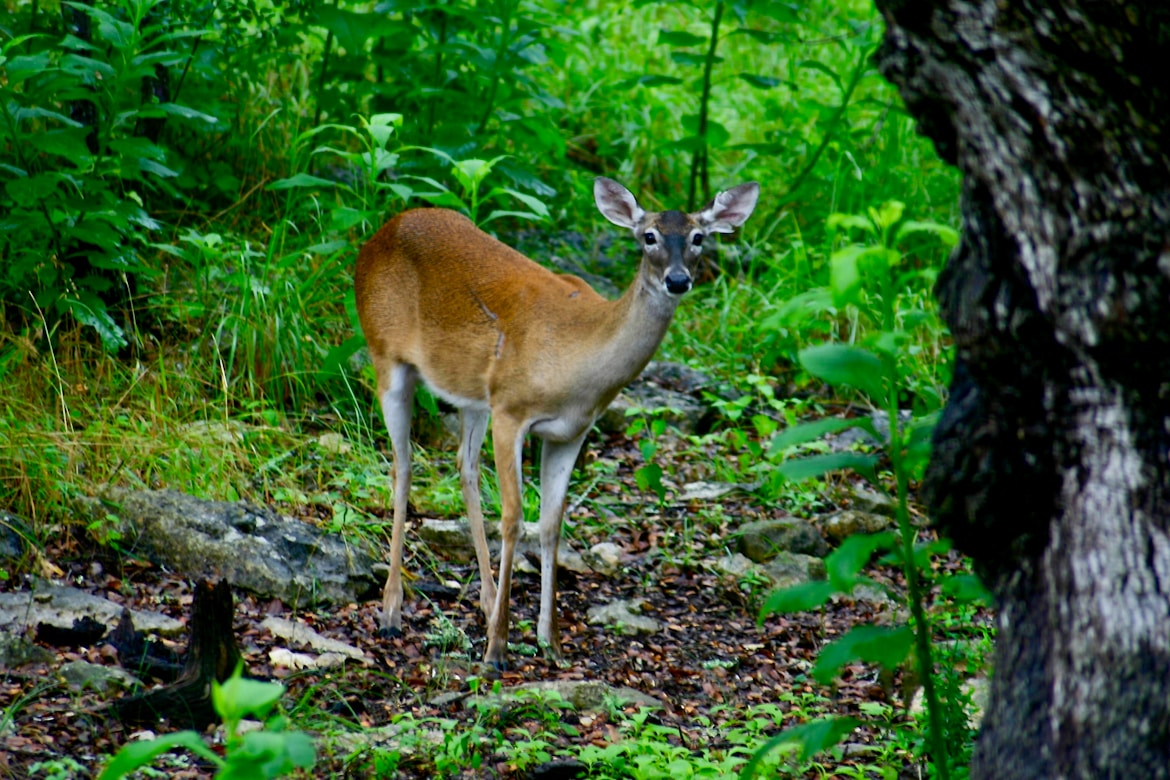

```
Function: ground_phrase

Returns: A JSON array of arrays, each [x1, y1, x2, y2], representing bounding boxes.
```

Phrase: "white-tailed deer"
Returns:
[[355, 177, 759, 667]]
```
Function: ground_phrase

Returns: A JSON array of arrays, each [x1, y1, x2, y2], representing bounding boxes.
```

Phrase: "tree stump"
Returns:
[[111, 579, 242, 731]]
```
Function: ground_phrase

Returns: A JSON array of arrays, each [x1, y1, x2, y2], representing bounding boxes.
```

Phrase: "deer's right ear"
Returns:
[[594, 177, 645, 229]]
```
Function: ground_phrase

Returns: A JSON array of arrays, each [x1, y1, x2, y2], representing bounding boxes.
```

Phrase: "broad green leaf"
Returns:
[[634, 463, 665, 501], [896, 219, 960, 247], [98, 731, 221, 780], [768, 416, 869, 456], [798, 343, 885, 400], [797, 58, 844, 93], [775, 452, 878, 483], [64, 295, 128, 352], [629, 74, 684, 88], [267, 173, 338, 191], [738, 73, 781, 89], [156, 102, 217, 124], [828, 244, 865, 307], [869, 200, 905, 232], [813, 625, 915, 684], [6, 173, 62, 203], [27, 129, 92, 168], [758, 581, 836, 621], [825, 532, 896, 590], [657, 29, 707, 47], [671, 51, 718, 67], [939, 573, 993, 604], [740, 717, 861, 776], [212, 673, 284, 723], [826, 212, 874, 234]]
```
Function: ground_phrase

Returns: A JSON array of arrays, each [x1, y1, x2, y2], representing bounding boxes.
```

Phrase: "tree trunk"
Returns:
[[872, 1, 1170, 777]]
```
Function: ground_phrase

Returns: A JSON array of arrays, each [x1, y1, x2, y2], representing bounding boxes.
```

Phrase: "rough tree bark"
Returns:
[[872, 1, 1170, 777]]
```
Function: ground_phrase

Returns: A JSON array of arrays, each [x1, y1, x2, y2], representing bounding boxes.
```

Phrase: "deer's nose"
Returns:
[[664, 270, 692, 295]]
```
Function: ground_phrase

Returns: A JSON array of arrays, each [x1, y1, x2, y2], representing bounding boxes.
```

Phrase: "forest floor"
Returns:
[[0, 425, 970, 779]]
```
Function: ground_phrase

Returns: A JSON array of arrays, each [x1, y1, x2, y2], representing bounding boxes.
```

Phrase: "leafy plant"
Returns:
[[98, 665, 315, 780], [747, 203, 970, 778]]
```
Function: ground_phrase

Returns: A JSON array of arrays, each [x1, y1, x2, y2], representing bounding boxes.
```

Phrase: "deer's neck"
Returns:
[[591, 273, 680, 391]]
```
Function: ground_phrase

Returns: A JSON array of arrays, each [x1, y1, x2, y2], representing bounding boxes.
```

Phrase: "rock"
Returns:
[[586, 599, 661, 635], [0, 511, 32, 563], [506, 680, 662, 711], [677, 481, 757, 502], [850, 488, 898, 518], [738, 518, 828, 562], [598, 383, 707, 435], [709, 552, 825, 590], [822, 510, 895, 543], [0, 633, 54, 668], [0, 582, 183, 637], [316, 432, 352, 454], [583, 542, 622, 576], [762, 552, 827, 588], [59, 660, 142, 693], [261, 617, 369, 663], [75, 488, 380, 607]]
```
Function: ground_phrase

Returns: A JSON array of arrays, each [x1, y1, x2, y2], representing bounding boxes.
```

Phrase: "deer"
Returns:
[[354, 176, 760, 668]]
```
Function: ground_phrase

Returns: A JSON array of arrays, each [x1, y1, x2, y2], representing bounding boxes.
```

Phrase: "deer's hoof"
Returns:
[[377, 625, 404, 639]]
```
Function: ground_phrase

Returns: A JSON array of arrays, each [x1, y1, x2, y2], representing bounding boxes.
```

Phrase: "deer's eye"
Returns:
[[644, 232, 657, 245], [692, 233, 704, 246]]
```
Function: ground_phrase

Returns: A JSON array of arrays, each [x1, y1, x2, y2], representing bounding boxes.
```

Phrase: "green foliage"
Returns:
[[749, 202, 970, 776], [99, 665, 315, 780]]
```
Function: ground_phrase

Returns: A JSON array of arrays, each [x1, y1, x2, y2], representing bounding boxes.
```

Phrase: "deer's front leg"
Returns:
[[484, 414, 526, 669], [457, 409, 495, 619], [536, 434, 588, 663]]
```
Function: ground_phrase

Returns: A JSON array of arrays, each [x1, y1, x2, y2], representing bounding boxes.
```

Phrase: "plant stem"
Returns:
[[475, 0, 515, 137], [689, 0, 724, 211], [882, 271, 949, 780]]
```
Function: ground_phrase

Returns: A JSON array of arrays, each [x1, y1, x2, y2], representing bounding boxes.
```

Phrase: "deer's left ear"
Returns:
[[698, 182, 760, 234]]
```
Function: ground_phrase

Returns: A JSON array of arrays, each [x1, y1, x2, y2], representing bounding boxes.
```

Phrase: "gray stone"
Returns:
[[59, 660, 142, 693], [506, 680, 661, 711], [850, 488, 898, 518], [583, 542, 623, 576], [586, 599, 661, 635], [0, 582, 183, 637], [75, 488, 381, 608], [762, 551, 827, 588], [822, 510, 895, 543], [738, 518, 828, 562], [0, 633, 54, 668]]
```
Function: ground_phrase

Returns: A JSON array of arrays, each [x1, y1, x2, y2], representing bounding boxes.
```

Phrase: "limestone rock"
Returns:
[[738, 518, 828, 562]]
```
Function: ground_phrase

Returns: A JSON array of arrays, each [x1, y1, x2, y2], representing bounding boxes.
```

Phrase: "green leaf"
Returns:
[[768, 417, 871, 456], [896, 219, 960, 247], [634, 463, 665, 501], [738, 73, 781, 89], [155, 102, 218, 124], [670, 51, 716, 67], [657, 29, 707, 47], [740, 717, 860, 776], [98, 731, 222, 780], [798, 343, 885, 400], [213, 673, 285, 724], [267, 173, 339, 191], [624, 74, 684, 88], [6, 173, 62, 202], [758, 581, 836, 621], [797, 59, 844, 93], [825, 532, 896, 590], [939, 573, 993, 604], [813, 625, 914, 684], [64, 295, 128, 352], [775, 452, 878, 483]]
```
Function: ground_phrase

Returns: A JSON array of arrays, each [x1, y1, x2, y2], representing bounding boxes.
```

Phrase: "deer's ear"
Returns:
[[595, 177, 645, 229], [698, 182, 760, 233]]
